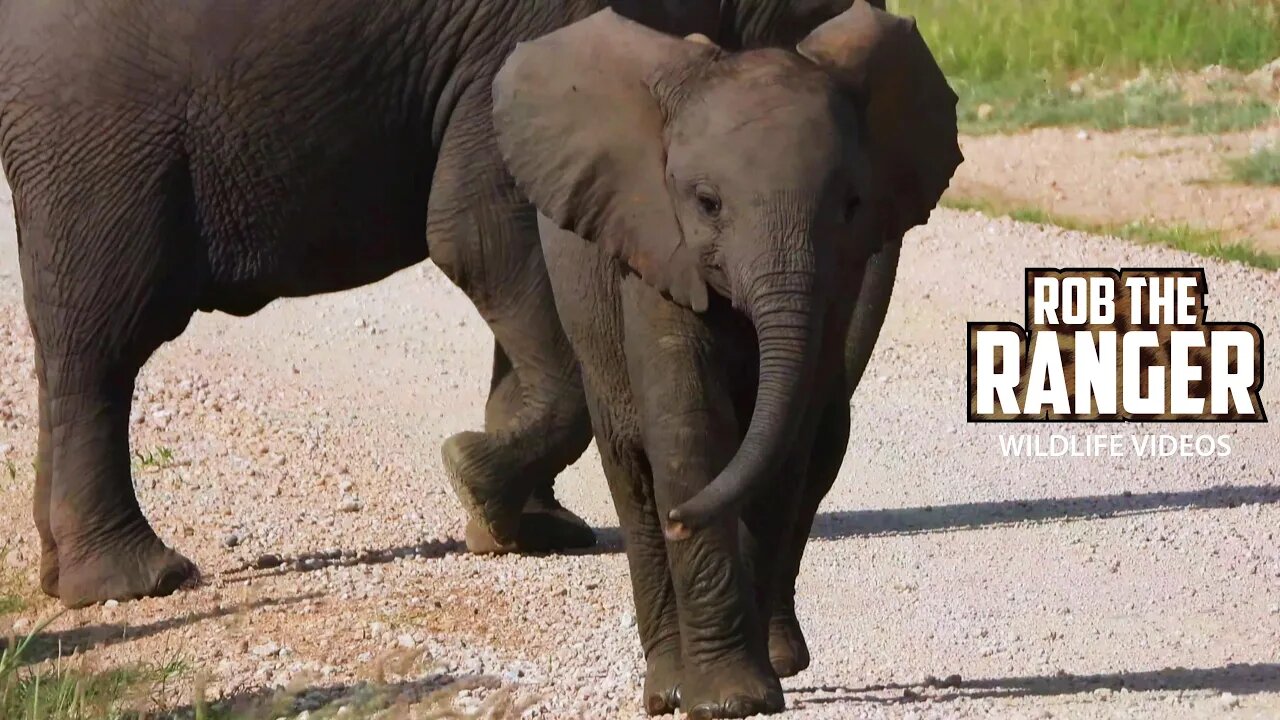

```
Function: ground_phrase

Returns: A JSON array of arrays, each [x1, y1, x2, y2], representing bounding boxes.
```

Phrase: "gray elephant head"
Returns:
[[492, 2, 961, 531]]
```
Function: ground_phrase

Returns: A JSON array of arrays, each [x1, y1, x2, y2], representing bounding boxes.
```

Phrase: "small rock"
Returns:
[[338, 498, 361, 513], [223, 534, 242, 549], [619, 613, 636, 629], [1076, 130, 1091, 141], [397, 633, 416, 649], [1220, 692, 1240, 709], [104, 599, 119, 608], [251, 641, 280, 657], [255, 553, 284, 570]]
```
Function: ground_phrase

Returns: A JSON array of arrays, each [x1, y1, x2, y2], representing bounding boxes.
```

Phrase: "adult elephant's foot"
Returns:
[[56, 532, 199, 609], [642, 641, 683, 715], [443, 431, 527, 552], [445, 431, 596, 554], [516, 483, 595, 552], [768, 614, 811, 678], [680, 657, 784, 719]]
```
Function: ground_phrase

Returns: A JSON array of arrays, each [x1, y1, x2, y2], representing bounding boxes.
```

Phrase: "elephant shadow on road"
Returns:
[[222, 484, 1280, 567], [808, 483, 1280, 540], [790, 662, 1280, 707]]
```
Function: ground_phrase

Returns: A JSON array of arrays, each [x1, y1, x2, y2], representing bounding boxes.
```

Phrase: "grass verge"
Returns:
[[889, 0, 1280, 134], [1, 613, 187, 720], [959, 78, 1277, 135], [1227, 146, 1280, 186], [943, 195, 1280, 270]]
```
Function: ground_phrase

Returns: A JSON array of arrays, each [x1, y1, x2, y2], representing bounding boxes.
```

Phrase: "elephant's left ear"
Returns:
[[797, 2, 962, 240]]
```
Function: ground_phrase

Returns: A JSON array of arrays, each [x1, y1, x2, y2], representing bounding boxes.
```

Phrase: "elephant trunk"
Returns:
[[667, 261, 821, 536]]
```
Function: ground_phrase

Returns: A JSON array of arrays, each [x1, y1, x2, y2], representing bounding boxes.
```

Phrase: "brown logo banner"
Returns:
[[967, 268, 1267, 423]]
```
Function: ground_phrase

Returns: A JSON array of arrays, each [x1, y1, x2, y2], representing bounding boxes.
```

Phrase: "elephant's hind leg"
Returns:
[[429, 86, 593, 553], [16, 152, 203, 608]]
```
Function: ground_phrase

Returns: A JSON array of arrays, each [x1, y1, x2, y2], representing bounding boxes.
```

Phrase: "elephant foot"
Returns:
[[462, 492, 597, 555], [445, 431, 595, 554], [517, 487, 596, 552], [768, 614, 811, 678], [680, 657, 784, 719], [443, 431, 527, 551], [56, 532, 199, 609], [39, 544, 60, 598], [643, 641, 683, 715]]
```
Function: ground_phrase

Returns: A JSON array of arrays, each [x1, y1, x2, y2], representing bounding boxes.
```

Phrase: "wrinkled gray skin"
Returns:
[[0, 0, 861, 609], [493, 5, 959, 717]]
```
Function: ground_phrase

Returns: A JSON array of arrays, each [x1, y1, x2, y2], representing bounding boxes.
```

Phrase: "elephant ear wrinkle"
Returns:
[[797, 1, 962, 240], [491, 10, 715, 311]]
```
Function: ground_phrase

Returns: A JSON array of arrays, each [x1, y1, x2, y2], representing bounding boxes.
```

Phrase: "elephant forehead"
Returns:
[[668, 85, 852, 179]]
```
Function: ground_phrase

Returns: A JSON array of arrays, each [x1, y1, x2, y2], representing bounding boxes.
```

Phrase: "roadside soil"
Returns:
[[1, 166, 1279, 718], [948, 122, 1280, 255]]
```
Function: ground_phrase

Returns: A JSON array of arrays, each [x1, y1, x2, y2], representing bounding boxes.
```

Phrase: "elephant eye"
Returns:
[[694, 185, 722, 219]]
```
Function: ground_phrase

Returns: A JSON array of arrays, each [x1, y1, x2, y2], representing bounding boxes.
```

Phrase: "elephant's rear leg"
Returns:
[[458, 342, 594, 553], [429, 86, 593, 553], [17, 159, 202, 608]]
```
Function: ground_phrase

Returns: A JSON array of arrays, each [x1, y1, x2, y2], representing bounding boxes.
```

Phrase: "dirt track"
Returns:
[[1, 164, 1279, 718]]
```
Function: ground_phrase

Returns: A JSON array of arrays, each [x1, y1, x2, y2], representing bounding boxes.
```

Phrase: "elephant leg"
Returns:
[[430, 86, 593, 553], [766, 399, 849, 678], [623, 281, 782, 720], [15, 156, 201, 608], [767, 241, 901, 676], [460, 343, 594, 553], [581, 387, 684, 715]]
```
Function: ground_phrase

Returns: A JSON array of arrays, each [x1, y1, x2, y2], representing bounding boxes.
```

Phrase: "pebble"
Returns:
[[251, 642, 281, 657], [223, 533, 242, 548], [338, 498, 362, 513]]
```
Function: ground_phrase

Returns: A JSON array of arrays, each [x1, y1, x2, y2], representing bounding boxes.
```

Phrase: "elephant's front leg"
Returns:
[[588, 409, 684, 716], [623, 281, 783, 719]]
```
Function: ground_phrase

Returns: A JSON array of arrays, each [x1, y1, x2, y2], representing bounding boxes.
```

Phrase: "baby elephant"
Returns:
[[493, 3, 960, 717]]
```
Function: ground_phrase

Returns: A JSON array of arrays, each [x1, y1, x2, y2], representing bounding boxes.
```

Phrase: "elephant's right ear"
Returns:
[[492, 10, 716, 311]]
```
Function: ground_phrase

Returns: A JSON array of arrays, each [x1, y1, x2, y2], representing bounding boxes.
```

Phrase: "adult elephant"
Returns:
[[0, 0, 870, 608]]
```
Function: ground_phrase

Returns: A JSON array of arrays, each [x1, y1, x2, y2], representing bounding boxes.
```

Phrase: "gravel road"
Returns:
[[1, 173, 1278, 719]]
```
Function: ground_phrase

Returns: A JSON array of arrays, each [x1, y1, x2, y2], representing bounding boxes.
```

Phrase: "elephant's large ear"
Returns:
[[797, 2, 962, 240], [492, 10, 716, 311]]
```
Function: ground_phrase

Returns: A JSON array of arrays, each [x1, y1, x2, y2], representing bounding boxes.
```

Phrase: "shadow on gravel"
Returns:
[[0, 593, 317, 666], [223, 539, 465, 577], [792, 662, 1280, 707], [159, 671, 540, 719], [810, 484, 1280, 540]]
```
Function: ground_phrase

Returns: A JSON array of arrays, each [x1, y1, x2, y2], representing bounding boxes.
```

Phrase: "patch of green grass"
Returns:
[[892, 0, 1280, 83], [1227, 146, 1280, 186], [1, 612, 187, 719], [890, 0, 1280, 133], [133, 446, 175, 472], [0, 596, 23, 616], [944, 196, 1280, 270], [959, 78, 1278, 134]]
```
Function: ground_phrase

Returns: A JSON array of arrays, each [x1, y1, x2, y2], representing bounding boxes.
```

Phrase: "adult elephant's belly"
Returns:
[[192, 140, 435, 315]]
